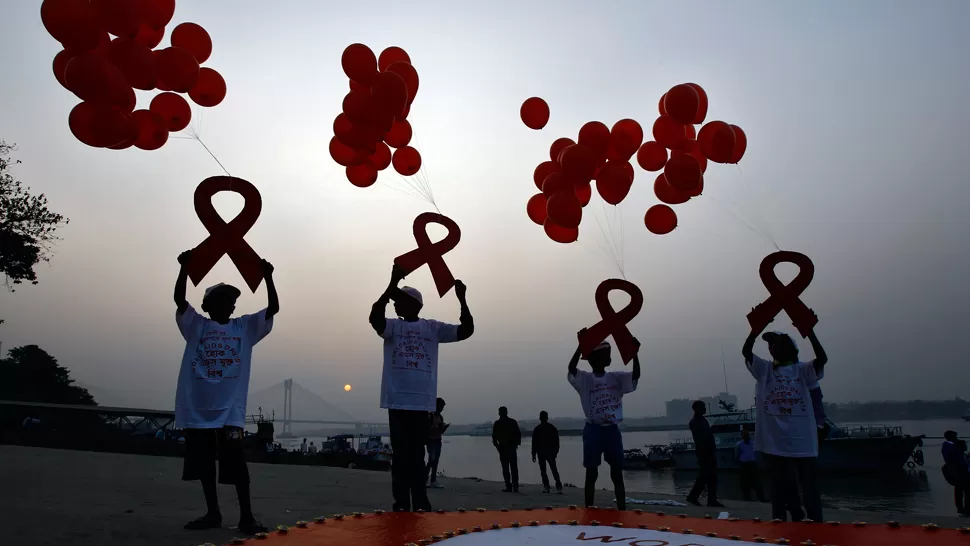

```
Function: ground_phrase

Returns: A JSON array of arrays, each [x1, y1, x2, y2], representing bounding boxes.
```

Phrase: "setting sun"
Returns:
[[343, 384, 352, 392]]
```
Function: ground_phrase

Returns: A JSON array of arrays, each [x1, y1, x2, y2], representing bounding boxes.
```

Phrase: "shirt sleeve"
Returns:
[[432, 320, 460, 343], [176, 304, 202, 340], [381, 318, 400, 340], [798, 360, 819, 385], [242, 309, 274, 344], [613, 371, 637, 394], [745, 354, 771, 380], [567, 369, 587, 393]]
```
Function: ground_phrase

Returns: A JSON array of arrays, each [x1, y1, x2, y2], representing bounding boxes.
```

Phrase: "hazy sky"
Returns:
[[1, 1, 968, 424]]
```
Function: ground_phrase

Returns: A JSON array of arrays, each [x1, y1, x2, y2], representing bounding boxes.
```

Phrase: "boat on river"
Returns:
[[668, 407, 925, 473], [623, 444, 675, 470]]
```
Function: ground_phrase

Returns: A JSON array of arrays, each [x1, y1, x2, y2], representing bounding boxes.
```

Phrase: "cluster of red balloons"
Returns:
[[42, 0, 227, 150], [637, 83, 746, 235], [330, 44, 422, 188]]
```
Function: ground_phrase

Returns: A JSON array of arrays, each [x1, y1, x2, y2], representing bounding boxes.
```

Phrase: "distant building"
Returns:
[[666, 392, 739, 422]]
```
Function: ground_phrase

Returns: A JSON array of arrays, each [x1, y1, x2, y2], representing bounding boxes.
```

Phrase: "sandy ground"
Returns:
[[2, 445, 965, 546]]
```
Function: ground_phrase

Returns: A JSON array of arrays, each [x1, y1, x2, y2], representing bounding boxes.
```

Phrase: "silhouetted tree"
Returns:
[[0, 141, 69, 290], [0, 345, 96, 405]]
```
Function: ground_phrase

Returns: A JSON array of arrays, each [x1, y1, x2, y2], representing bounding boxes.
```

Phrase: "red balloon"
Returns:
[[347, 163, 378, 188], [546, 191, 582, 229], [578, 121, 610, 161], [527, 193, 548, 226], [645, 205, 678, 235], [596, 160, 634, 205], [698, 121, 737, 163], [549, 138, 574, 163], [41, 0, 103, 51], [378, 47, 411, 72], [541, 172, 572, 197], [188, 67, 227, 107], [683, 139, 708, 173], [342, 89, 372, 126], [92, 0, 140, 38], [333, 113, 356, 145], [663, 153, 702, 193], [687, 83, 708, 124], [155, 47, 200, 92], [52, 49, 74, 89], [652, 115, 689, 151], [171, 23, 212, 64], [384, 120, 413, 148], [397, 103, 410, 121], [543, 218, 578, 244], [370, 142, 392, 170], [139, 0, 175, 30], [559, 144, 596, 182], [658, 93, 667, 116], [371, 71, 408, 117], [68, 102, 133, 148], [149, 92, 191, 131], [342, 43, 378, 86], [728, 125, 747, 163], [392, 146, 422, 176], [686, 123, 696, 140], [131, 109, 169, 150], [610, 119, 643, 159], [105, 38, 156, 90], [64, 51, 134, 109], [690, 174, 705, 197], [654, 174, 691, 205], [520, 97, 550, 130], [636, 141, 667, 172], [330, 136, 363, 167], [386, 62, 419, 105], [663, 84, 700, 125], [576, 182, 592, 207], [533, 161, 560, 191]]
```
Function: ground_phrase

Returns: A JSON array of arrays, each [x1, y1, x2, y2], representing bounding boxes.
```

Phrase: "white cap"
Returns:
[[582, 340, 611, 359], [203, 283, 241, 302], [399, 286, 423, 305]]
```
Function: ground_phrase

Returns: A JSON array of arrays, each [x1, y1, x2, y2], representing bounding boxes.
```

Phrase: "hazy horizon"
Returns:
[[2, 1, 968, 424]]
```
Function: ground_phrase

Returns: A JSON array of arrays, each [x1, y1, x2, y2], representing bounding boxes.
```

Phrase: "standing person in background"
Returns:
[[735, 429, 767, 502], [369, 264, 474, 512], [308, 441, 317, 455], [942, 430, 970, 516], [300, 438, 308, 454], [686, 401, 724, 507], [567, 332, 641, 511], [492, 406, 521, 492], [426, 397, 449, 488], [531, 411, 563, 494], [742, 329, 827, 522], [173, 250, 278, 535]]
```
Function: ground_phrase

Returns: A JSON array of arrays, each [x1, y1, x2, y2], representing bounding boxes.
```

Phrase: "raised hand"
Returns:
[[261, 259, 275, 277], [391, 263, 407, 284], [177, 249, 193, 266], [454, 280, 467, 300]]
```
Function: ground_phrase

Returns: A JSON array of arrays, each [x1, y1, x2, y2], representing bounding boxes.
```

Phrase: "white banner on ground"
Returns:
[[440, 525, 760, 546]]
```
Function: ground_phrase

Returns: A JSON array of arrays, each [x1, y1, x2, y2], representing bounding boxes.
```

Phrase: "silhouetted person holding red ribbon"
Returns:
[[568, 331, 641, 510], [370, 264, 474, 512], [174, 249, 279, 536], [742, 328, 828, 522]]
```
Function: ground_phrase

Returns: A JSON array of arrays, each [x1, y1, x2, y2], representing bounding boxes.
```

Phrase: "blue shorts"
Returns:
[[583, 423, 624, 469]]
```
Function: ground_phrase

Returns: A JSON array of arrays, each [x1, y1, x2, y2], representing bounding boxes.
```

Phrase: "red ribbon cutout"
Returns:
[[578, 278, 644, 365], [186, 176, 264, 293], [746, 250, 819, 338], [394, 212, 462, 298]]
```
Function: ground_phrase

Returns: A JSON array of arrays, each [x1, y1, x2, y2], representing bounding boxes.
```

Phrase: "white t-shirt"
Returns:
[[746, 354, 819, 457], [567, 370, 637, 425], [380, 318, 459, 411], [175, 305, 273, 429]]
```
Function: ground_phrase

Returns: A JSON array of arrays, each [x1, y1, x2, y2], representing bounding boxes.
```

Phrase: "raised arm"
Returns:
[[741, 329, 760, 363], [568, 328, 586, 376], [370, 265, 406, 336], [174, 250, 192, 314], [631, 337, 642, 382], [454, 280, 474, 341], [806, 329, 828, 372], [262, 259, 279, 319]]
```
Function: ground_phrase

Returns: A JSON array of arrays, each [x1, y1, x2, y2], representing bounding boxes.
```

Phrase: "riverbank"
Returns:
[[2, 446, 965, 546]]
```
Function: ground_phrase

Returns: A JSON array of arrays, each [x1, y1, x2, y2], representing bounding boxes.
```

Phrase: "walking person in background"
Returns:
[[370, 264, 474, 512], [742, 329, 827, 522], [686, 401, 724, 507], [567, 331, 641, 511], [492, 406, 521, 492], [942, 430, 970, 516], [426, 397, 449, 488], [531, 411, 563, 494], [735, 429, 767, 502]]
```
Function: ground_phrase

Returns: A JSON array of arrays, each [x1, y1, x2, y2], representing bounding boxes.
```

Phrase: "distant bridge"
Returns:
[[249, 379, 385, 436]]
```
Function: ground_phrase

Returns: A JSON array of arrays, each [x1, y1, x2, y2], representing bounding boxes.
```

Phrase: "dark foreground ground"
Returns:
[[2, 445, 965, 546]]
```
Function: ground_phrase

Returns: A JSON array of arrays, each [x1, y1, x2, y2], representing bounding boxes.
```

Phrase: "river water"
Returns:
[[291, 418, 968, 516]]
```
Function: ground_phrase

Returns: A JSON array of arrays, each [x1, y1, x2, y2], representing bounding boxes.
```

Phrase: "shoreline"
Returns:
[[2, 445, 966, 546]]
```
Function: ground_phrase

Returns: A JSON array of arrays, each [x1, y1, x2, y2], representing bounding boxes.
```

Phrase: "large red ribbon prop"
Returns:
[[186, 176, 264, 293], [578, 278, 643, 365], [394, 212, 462, 297], [747, 250, 818, 338]]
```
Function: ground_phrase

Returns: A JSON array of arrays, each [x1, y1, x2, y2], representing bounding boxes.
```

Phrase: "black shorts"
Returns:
[[182, 427, 250, 485]]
